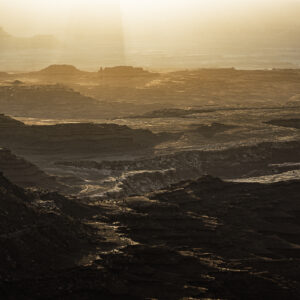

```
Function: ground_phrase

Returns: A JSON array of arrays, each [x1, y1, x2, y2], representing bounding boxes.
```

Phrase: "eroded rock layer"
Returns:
[[0, 175, 299, 299], [0, 114, 172, 156], [0, 147, 63, 190]]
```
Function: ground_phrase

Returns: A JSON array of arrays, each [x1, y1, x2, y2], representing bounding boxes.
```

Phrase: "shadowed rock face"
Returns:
[[1, 175, 299, 299], [0, 85, 102, 118], [0, 147, 65, 190], [98, 177, 300, 299], [0, 84, 144, 119], [0, 114, 172, 156], [0, 173, 98, 282], [266, 118, 300, 129], [130, 108, 216, 118], [0, 113, 24, 128]]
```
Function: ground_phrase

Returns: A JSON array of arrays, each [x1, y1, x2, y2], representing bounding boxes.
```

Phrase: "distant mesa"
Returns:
[[31, 64, 156, 79], [0, 62, 157, 82], [38, 64, 84, 76], [35, 64, 155, 78], [98, 66, 157, 77]]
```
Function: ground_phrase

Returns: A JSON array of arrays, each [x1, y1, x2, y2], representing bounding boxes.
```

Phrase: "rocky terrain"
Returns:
[[0, 84, 121, 119], [129, 107, 299, 119], [74, 68, 300, 108], [0, 83, 168, 120], [0, 174, 299, 299], [56, 139, 300, 199], [1, 64, 158, 87], [104, 176, 300, 299], [266, 118, 300, 129], [0, 173, 99, 284], [129, 108, 215, 119], [1, 67, 300, 121], [0, 114, 174, 158], [0, 147, 65, 191], [1, 66, 300, 299]]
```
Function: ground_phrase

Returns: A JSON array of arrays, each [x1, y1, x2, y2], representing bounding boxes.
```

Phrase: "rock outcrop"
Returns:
[[57, 139, 300, 199], [38, 64, 84, 76], [0, 173, 98, 283], [98, 66, 157, 78], [266, 118, 300, 129], [0, 114, 172, 156], [0, 85, 105, 118], [100, 176, 300, 299], [130, 108, 214, 118], [1, 176, 300, 299], [0, 147, 65, 191]]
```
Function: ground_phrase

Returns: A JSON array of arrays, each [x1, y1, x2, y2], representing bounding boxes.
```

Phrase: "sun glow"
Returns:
[[1, 0, 300, 70], [0, 0, 286, 37]]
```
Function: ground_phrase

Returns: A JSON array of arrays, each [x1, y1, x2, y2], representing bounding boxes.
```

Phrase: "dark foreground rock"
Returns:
[[1, 175, 300, 299], [0, 173, 101, 283], [100, 177, 300, 299]]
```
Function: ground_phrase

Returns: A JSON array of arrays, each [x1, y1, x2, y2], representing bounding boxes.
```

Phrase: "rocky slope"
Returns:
[[100, 176, 300, 299], [1, 175, 300, 299], [0, 173, 100, 284], [0, 147, 64, 191], [266, 118, 300, 129], [0, 114, 173, 157], [0, 84, 118, 118], [0, 84, 137, 119], [57, 140, 300, 199]]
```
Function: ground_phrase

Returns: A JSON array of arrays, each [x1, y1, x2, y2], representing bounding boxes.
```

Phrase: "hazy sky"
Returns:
[[1, 0, 300, 69], [1, 0, 300, 37]]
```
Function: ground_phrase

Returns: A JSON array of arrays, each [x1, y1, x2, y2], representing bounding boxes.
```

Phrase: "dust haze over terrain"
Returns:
[[1, 0, 300, 299], [1, 0, 300, 70]]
